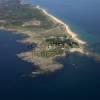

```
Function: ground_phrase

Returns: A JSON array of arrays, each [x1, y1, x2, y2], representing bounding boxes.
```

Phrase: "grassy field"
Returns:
[[0, 5, 55, 29], [40, 48, 64, 58]]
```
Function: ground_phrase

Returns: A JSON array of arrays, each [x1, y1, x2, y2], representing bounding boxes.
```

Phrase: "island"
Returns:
[[0, 0, 86, 74]]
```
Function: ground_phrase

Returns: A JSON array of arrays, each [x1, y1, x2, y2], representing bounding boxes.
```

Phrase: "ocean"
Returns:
[[0, 0, 100, 99]]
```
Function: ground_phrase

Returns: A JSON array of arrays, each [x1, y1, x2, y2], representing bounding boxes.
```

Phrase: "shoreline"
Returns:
[[19, 6, 86, 72], [36, 6, 86, 45], [0, 6, 88, 74], [0, 5, 100, 76]]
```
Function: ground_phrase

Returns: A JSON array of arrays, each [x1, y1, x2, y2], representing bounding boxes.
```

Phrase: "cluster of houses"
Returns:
[[44, 36, 69, 50], [43, 35, 79, 51]]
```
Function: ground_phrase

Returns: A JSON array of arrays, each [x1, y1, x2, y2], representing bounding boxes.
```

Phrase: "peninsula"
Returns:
[[0, 1, 86, 73]]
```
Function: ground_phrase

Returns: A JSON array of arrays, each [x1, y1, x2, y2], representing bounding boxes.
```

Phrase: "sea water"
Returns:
[[0, 0, 100, 99]]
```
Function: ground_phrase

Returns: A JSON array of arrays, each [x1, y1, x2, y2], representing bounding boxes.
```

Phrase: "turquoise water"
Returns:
[[0, 0, 100, 100]]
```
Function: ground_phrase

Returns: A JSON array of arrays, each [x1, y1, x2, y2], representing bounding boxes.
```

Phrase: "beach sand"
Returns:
[[37, 6, 86, 45]]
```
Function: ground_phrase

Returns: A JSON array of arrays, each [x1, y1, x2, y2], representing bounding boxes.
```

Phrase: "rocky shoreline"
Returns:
[[0, 6, 87, 74]]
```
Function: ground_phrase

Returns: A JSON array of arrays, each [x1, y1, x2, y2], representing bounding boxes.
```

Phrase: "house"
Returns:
[[46, 44, 57, 50]]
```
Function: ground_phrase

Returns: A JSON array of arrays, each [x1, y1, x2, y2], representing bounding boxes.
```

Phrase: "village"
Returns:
[[37, 34, 80, 57]]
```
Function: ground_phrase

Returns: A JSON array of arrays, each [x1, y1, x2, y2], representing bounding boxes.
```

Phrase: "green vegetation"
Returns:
[[45, 36, 79, 48], [40, 48, 64, 57], [45, 36, 66, 45], [0, 5, 55, 29], [38, 35, 79, 57], [0, 2, 80, 58]]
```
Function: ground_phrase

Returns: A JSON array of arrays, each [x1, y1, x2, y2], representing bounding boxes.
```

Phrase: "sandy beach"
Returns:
[[37, 6, 86, 45]]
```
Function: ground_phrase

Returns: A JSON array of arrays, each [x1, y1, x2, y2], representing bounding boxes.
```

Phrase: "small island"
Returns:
[[0, 0, 86, 74]]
